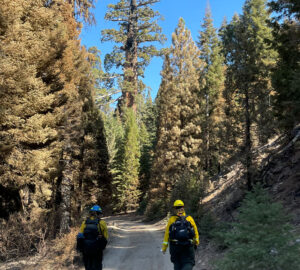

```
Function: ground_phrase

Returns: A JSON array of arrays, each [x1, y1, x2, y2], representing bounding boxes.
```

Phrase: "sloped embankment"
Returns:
[[194, 125, 300, 270], [201, 125, 300, 221]]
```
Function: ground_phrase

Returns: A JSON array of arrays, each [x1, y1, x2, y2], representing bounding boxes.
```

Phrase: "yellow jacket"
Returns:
[[79, 216, 108, 240], [162, 212, 199, 252]]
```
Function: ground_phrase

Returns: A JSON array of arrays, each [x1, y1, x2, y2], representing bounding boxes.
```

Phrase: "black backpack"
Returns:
[[169, 215, 195, 245], [82, 218, 107, 254]]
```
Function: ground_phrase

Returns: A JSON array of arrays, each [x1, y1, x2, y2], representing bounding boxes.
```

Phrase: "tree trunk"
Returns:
[[58, 107, 82, 234], [59, 143, 72, 234], [205, 93, 210, 172], [245, 88, 252, 190], [119, 0, 138, 113]]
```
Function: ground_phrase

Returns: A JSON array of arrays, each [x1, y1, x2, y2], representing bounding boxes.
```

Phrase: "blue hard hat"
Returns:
[[90, 205, 102, 213]]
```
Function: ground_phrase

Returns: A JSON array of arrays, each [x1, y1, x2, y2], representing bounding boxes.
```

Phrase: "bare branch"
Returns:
[[101, 74, 122, 79], [108, 97, 121, 104], [137, 0, 160, 8], [137, 23, 152, 31], [96, 90, 122, 100], [97, 96, 121, 105], [106, 18, 129, 22]]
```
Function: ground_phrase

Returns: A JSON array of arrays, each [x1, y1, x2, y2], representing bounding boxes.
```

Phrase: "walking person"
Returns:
[[77, 205, 108, 270], [161, 200, 199, 270]]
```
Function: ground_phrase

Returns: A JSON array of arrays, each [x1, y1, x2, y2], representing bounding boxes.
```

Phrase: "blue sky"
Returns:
[[80, 0, 245, 100]]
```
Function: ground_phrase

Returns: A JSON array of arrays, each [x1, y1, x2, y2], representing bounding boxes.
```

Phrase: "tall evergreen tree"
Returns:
[[269, 0, 300, 19], [219, 15, 245, 161], [0, 0, 70, 228], [269, 0, 300, 130], [88, 46, 123, 114], [45, 0, 96, 24], [112, 108, 140, 211], [0, 0, 111, 238], [101, 0, 165, 113], [79, 51, 112, 213], [197, 6, 225, 175], [220, 0, 277, 189], [139, 92, 157, 199], [148, 18, 204, 212]]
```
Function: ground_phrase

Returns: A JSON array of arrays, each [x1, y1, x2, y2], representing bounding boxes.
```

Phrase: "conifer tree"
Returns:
[[112, 108, 141, 211], [0, 0, 69, 226], [103, 112, 125, 167], [46, 0, 96, 24], [220, 0, 277, 189], [101, 0, 165, 113], [0, 0, 111, 237], [109, 116, 126, 211], [148, 18, 204, 212], [79, 54, 112, 212], [123, 109, 141, 210], [197, 6, 225, 175], [219, 15, 245, 160], [139, 93, 157, 199], [88, 47, 110, 113], [269, 0, 300, 130]]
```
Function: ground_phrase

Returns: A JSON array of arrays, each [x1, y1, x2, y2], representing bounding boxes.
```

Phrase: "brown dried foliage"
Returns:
[[0, 212, 47, 261]]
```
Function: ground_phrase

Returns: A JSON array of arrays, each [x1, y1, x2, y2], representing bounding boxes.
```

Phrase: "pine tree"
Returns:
[[79, 55, 112, 212], [269, 0, 300, 130], [112, 108, 141, 211], [269, 0, 300, 19], [101, 0, 165, 113], [220, 0, 277, 189], [214, 185, 300, 270], [197, 6, 226, 175], [0, 0, 69, 227], [148, 18, 204, 213], [46, 0, 96, 24], [0, 0, 111, 237], [219, 15, 245, 161], [139, 92, 157, 199], [49, 2, 111, 233], [123, 109, 141, 210]]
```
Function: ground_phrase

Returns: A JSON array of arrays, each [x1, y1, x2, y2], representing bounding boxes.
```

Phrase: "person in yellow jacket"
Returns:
[[79, 205, 108, 270], [162, 200, 199, 270]]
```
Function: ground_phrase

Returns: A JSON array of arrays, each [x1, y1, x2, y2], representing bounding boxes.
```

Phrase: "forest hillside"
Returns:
[[202, 124, 300, 222], [191, 125, 300, 270]]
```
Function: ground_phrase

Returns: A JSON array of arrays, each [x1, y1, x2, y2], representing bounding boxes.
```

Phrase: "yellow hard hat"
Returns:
[[173, 200, 184, 207]]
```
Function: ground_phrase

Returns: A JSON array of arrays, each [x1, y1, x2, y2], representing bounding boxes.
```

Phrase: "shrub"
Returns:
[[145, 198, 168, 220], [197, 212, 217, 239], [137, 196, 148, 215], [0, 212, 47, 261], [213, 184, 300, 270], [170, 171, 206, 219]]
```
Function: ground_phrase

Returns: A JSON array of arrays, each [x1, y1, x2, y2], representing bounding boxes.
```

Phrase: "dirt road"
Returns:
[[102, 214, 173, 270]]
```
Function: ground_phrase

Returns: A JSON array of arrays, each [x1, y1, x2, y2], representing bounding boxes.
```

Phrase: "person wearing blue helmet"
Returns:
[[78, 205, 108, 270]]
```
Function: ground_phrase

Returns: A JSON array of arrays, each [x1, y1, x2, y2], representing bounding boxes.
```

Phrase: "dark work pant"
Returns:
[[83, 251, 103, 270], [170, 243, 195, 270], [174, 262, 194, 270]]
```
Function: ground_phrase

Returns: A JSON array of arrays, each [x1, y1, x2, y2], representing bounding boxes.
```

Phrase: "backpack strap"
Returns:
[[85, 218, 102, 234], [97, 219, 103, 236]]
